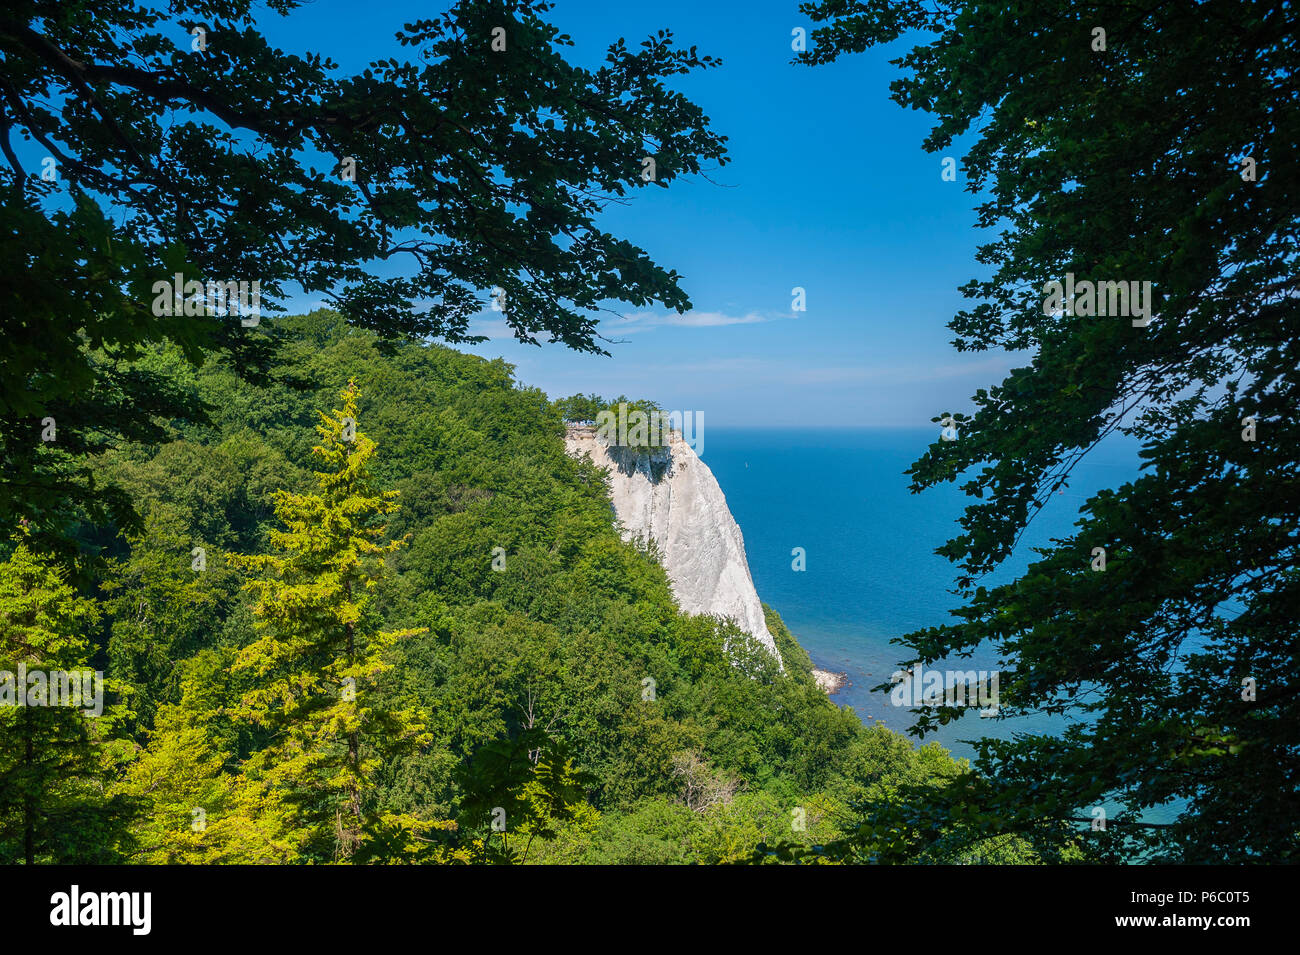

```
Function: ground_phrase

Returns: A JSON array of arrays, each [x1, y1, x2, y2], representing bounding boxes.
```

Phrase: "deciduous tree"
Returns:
[[800, 0, 1299, 861]]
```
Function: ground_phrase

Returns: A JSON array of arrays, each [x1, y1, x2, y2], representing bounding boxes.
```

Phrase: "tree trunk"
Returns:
[[23, 709, 34, 866], [344, 580, 361, 858]]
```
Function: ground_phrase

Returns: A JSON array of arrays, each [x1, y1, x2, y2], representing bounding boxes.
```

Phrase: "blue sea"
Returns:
[[703, 426, 1146, 765]]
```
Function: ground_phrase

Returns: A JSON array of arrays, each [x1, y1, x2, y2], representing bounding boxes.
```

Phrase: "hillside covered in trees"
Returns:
[[3, 312, 1037, 865], [2, 0, 1291, 878]]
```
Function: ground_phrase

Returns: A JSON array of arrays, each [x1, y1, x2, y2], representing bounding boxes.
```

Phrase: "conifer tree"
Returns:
[[229, 381, 430, 862], [0, 528, 126, 863], [115, 649, 299, 864]]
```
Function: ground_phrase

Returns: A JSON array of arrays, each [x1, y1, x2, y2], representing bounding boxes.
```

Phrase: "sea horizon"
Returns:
[[703, 425, 1146, 763]]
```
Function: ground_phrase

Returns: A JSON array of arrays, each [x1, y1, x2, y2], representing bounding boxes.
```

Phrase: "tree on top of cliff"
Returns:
[[0, 0, 728, 538], [800, 0, 1298, 862], [556, 393, 605, 425]]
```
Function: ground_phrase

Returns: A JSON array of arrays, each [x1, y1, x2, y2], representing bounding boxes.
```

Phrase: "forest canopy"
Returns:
[[1, 312, 1004, 864]]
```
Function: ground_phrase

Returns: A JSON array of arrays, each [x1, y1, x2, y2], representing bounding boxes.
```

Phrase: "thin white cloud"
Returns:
[[666, 311, 770, 327], [609, 310, 774, 331], [467, 308, 774, 342]]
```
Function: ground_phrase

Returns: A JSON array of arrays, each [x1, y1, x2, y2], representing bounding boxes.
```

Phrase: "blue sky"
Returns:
[[266, 0, 1017, 426]]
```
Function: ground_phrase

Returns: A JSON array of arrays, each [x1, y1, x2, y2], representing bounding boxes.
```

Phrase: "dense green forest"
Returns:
[[2, 0, 1292, 870], [2, 312, 1042, 864]]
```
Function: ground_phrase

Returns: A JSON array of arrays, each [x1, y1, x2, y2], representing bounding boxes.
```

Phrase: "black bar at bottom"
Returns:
[[2, 863, 1275, 941]]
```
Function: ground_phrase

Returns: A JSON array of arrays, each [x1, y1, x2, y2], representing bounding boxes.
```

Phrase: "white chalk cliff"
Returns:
[[565, 426, 781, 664]]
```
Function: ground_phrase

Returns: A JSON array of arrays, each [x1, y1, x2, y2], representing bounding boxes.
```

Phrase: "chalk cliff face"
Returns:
[[565, 426, 781, 664]]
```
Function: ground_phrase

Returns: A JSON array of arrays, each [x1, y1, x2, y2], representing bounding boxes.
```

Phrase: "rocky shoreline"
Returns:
[[812, 668, 848, 695]]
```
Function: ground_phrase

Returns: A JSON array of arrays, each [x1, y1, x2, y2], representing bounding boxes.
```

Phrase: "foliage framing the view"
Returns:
[[800, 0, 1299, 862]]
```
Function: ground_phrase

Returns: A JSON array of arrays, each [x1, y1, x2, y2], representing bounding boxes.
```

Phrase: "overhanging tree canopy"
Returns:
[[800, 0, 1298, 861], [0, 0, 727, 533]]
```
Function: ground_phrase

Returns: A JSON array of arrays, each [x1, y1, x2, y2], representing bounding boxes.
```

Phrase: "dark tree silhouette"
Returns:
[[801, 0, 1299, 862]]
